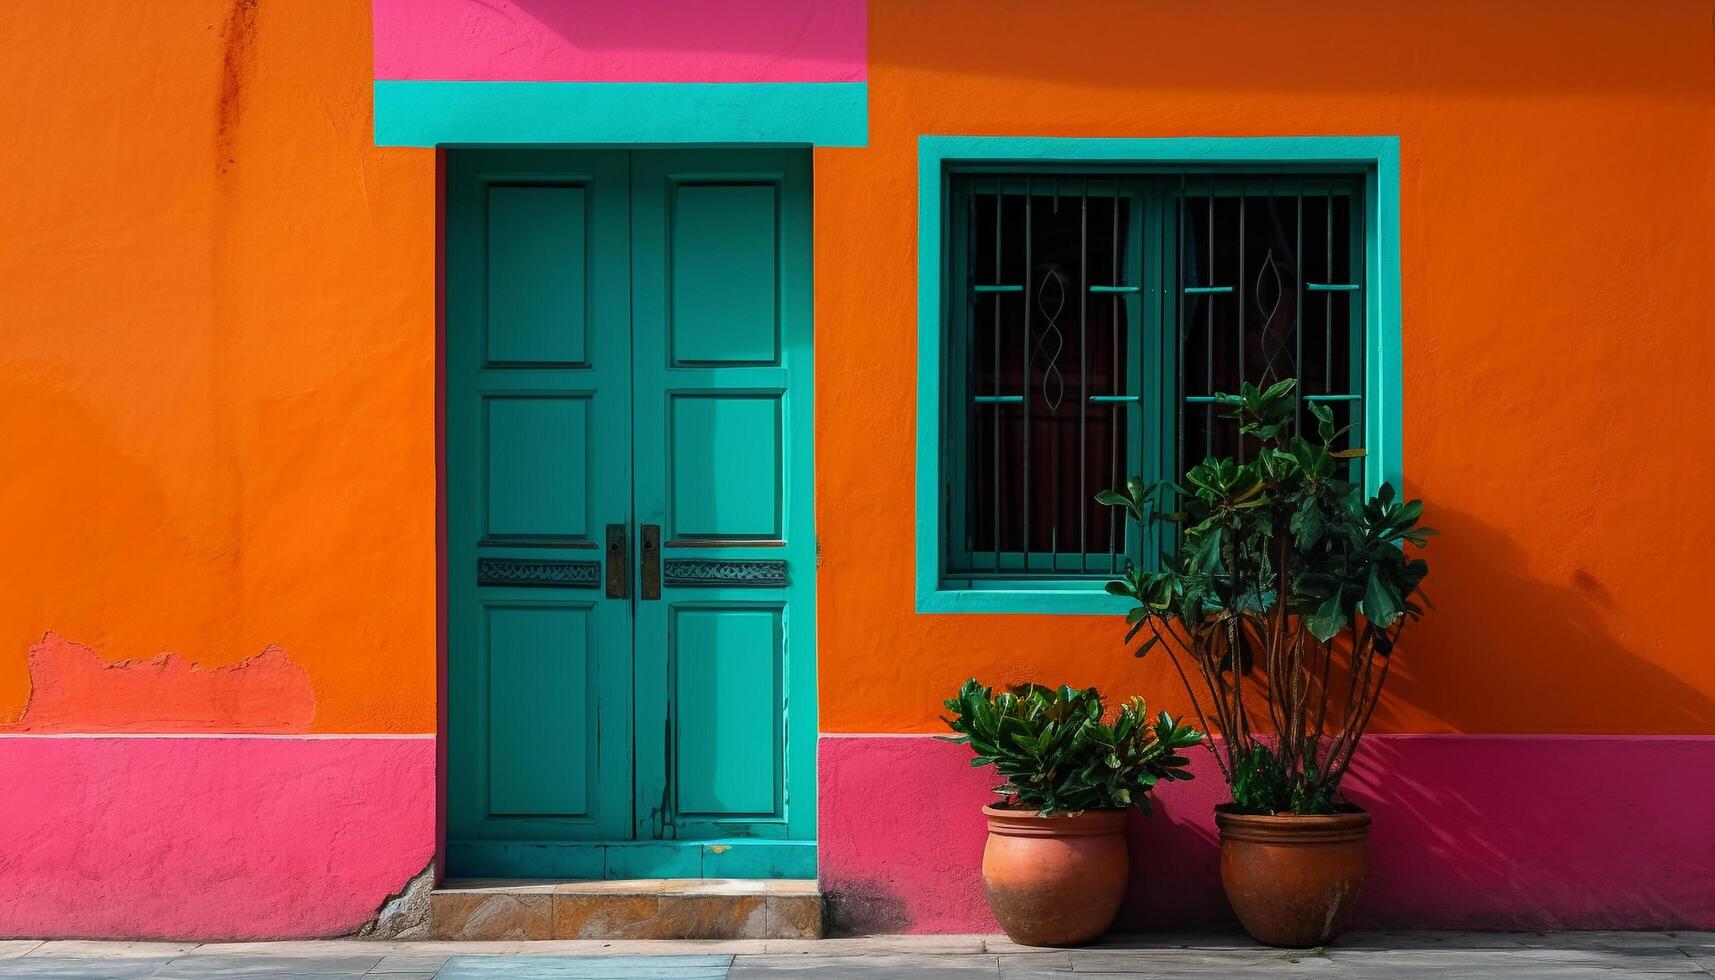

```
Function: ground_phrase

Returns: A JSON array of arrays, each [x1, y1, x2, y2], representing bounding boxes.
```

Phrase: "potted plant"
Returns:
[[1100, 378, 1433, 947], [942, 679, 1202, 946]]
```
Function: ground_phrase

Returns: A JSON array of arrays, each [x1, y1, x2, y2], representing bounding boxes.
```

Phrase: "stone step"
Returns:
[[429, 878, 823, 941]]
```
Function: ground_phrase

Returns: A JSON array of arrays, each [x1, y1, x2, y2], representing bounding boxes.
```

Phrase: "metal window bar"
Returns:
[[1022, 179, 1032, 574], [1172, 174, 1367, 482], [948, 171, 1365, 580]]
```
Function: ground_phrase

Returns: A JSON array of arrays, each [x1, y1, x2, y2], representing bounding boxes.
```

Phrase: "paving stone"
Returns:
[[1334, 931, 1533, 951], [1326, 946, 1705, 973], [30, 942, 198, 958], [0, 957, 170, 978], [1672, 932, 1715, 951], [1005, 973, 1335, 980], [437, 954, 731, 979], [1079, 934, 1268, 952], [154, 953, 384, 978], [995, 951, 1070, 975], [366, 953, 451, 974], [1072, 947, 1327, 973], [4, 933, 1710, 978], [1535, 932, 1682, 950], [525, 940, 771, 956], [766, 937, 990, 955], [164, 975, 373, 980], [0, 946, 40, 962], [727, 953, 999, 977]]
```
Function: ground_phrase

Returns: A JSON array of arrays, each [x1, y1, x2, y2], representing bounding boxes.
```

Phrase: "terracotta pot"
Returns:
[[980, 804, 1129, 947], [1215, 804, 1372, 947]]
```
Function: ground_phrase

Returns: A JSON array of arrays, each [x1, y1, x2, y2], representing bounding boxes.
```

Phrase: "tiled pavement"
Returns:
[[0, 932, 1712, 978]]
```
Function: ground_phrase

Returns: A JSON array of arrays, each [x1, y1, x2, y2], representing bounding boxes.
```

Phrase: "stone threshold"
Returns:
[[429, 878, 822, 941]]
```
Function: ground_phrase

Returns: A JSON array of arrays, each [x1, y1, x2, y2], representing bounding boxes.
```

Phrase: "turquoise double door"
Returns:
[[446, 150, 815, 878]]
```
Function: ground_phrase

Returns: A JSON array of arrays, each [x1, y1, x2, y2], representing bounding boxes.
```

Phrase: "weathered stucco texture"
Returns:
[[814, 0, 1715, 735], [0, 0, 436, 733], [0, 736, 436, 939], [819, 734, 1715, 934]]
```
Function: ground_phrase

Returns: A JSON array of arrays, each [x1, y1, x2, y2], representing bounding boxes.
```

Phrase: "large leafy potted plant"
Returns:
[[942, 680, 1201, 946], [1100, 378, 1432, 947]]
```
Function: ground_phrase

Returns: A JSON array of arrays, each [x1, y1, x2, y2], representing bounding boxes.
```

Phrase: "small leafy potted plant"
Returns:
[[942, 680, 1201, 946], [1101, 378, 1432, 947]]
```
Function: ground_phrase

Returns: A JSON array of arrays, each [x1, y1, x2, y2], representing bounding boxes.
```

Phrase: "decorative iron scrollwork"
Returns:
[[662, 559, 787, 588], [477, 557, 601, 588]]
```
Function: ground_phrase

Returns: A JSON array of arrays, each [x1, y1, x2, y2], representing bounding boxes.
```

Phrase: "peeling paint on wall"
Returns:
[[3, 632, 314, 733], [350, 861, 435, 940]]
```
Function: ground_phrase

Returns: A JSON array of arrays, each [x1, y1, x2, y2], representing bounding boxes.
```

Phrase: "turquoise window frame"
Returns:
[[915, 136, 1403, 615]]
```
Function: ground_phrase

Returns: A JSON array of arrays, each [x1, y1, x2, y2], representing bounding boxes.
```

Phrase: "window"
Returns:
[[917, 138, 1401, 614]]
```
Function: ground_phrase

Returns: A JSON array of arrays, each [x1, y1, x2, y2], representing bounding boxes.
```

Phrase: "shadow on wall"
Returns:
[[1346, 734, 1715, 931], [818, 732, 1715, 936], [866, 0, 1704, 98], [1375, 506, 1715, 734], [489, 0, 1705, 98], [509, 0, 863, 65]]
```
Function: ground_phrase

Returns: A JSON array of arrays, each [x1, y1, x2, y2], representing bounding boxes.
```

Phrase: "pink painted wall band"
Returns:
[[0, 736, 436, 940], [372, 0, 867, 83], [818, 734, 1715, 934]]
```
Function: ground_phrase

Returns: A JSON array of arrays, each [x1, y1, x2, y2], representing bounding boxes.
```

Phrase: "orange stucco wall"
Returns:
[[813, 0, 1715, 734], [4, 0, 1713, 740], [0, 0, 437, 733]]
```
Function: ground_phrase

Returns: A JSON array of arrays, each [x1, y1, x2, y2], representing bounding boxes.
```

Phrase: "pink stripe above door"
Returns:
[[372, 0, 868, 83]]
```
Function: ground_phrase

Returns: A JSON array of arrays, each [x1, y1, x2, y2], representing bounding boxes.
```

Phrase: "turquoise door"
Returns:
[[446, 150, 815, 879]]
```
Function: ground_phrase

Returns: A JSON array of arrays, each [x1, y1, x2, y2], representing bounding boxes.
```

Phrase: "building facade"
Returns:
[[3, 0, 1714, 939]]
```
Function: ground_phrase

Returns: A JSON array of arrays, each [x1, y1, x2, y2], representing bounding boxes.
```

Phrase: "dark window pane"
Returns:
[[962, 182, 1130, 572], [947, 171, 1366, 580], [1177, 179, 1362, 478]]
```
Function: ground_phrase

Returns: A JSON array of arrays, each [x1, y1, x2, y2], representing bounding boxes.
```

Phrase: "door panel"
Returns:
[[448, 151, 634, 845], [484, 395, 590, 537], [668, 394, 782, 540], [484, 185, 589, 366], [448, 149, 815, 869], [631, 150, 816, 844], [671, 604, 783, 817], [485, 603, 595, 817], [668, 183, 781, 365]]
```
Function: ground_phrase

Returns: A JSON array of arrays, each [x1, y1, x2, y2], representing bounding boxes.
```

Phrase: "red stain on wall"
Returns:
[[4, 633, 313, 733]]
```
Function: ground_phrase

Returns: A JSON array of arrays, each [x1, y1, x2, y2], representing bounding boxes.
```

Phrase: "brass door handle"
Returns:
[[640, 524, 661, 600], [605, 524, 628, 599]]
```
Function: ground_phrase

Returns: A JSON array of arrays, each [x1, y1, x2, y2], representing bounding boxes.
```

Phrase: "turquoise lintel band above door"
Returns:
[[914, 135, 1403, 616], [374, 81, 868, 147]]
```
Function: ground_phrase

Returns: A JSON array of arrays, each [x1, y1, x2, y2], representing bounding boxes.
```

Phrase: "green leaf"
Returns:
[[1308, 592, 1347, 641], [1362, 567, 1402, 627]]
